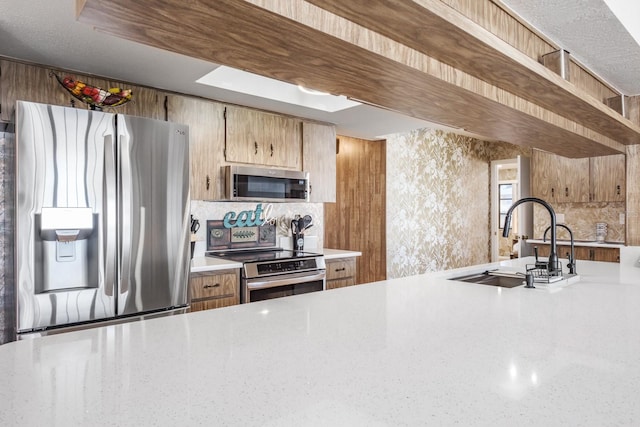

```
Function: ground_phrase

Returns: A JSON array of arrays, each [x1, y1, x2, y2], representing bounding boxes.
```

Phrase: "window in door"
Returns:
[[499, 183, 513, 229]]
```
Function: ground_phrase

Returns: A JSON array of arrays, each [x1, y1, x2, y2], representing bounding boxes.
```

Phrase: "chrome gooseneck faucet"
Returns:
[[503, 197, 560, 275], [544, 224, 576, 275]]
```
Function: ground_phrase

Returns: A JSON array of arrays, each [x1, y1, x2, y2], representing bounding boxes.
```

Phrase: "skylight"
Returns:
[[196, 66, 360, 113], [603, 0, 640, 46]]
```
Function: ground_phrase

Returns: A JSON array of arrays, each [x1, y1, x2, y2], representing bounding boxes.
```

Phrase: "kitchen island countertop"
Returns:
[[2, 249, 640, 426]]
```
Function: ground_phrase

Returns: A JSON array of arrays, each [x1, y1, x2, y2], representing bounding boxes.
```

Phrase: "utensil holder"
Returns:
[[596, 222, 607, 243], [293, 232, 304, 252]]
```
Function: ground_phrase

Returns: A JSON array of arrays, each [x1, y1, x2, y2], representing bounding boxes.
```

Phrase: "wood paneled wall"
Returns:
[[627, 96, 640, 245], [324, 136, 386, 284], [627, 144, 640, 245]]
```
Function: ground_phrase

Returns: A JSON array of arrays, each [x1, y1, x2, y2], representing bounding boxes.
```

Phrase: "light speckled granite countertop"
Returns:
[[1, 249, 639, 426], [527, 239, 624, 248]]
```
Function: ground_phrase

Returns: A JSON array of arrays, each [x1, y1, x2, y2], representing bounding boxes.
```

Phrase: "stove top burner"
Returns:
[[206, 248, 321, 264]]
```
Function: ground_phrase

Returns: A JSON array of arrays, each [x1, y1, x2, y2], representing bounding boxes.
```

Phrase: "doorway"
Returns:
[[490, 156, 533, 261]]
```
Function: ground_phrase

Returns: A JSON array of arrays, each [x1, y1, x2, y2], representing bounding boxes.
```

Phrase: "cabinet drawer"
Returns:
[[190, 271, 238, 301], [326, 258, 356, 281], [189, 296, 238, 312], [327, 278, 356, 290]]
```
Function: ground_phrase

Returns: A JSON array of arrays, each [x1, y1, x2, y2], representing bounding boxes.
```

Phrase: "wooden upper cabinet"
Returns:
[[531, 149, 589, 203], [225, 105, 301, 169], [302, 122, 336, 203], [167, 95, 225, 201], [531, 149, 560, 201], [589, 154, 625, 202], [0, 59, 164, 121], [557, 156, 590, 203]]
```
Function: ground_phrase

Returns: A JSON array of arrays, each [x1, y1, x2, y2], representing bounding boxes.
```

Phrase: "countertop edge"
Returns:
[[527, 239, 624, 248], [190, 258, 243, 273], [321, 249, 362, 260]]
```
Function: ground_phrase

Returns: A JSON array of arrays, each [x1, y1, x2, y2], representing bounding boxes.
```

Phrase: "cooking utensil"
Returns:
[[290, 219, 298, 234], [190, 215, 200, 233], [302, 214, 312, 230]]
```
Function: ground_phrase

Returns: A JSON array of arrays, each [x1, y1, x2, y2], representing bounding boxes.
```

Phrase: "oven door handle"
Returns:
[[246, 271, 326, 290]]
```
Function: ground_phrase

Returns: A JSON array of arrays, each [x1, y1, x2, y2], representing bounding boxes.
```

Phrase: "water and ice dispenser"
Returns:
[[35, 207, 99, 293]]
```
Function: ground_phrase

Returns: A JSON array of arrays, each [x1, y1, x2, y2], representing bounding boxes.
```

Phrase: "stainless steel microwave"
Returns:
[[225, 165, 310, 202]]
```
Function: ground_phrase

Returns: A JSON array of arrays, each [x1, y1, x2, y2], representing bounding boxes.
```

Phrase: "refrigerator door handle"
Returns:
[[104, 133, 117, 296], [119, 126, 132, 294]]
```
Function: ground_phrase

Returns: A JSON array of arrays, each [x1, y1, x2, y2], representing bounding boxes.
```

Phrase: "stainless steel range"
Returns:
[[206, 249, 326, 303]]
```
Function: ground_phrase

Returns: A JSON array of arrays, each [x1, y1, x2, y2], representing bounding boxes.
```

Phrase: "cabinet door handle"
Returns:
[[206, 175, 210, 190], [617, 185, 621, 195], [254, 141, 258, 155], [203, 283, 221, 289], [565, 187, 569, 197], [270, 143, 274, 157], [551, 188, 555, 197], [335, 267, 346, 272]]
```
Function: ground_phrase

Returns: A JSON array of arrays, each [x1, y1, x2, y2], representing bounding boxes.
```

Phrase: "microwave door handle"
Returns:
[[247, 271, 326, 290], [104, 133, 117, 296]]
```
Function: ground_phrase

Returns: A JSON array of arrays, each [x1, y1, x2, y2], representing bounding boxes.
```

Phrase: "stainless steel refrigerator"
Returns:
[[15, 101, 190, 335]]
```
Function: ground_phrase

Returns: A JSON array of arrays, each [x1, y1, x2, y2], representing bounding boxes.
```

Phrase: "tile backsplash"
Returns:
[[533, 202, 625, 242], [190, 200, 323, 255]]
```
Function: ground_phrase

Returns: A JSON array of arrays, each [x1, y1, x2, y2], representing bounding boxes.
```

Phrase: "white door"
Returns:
[[517, 156, 533, 257]]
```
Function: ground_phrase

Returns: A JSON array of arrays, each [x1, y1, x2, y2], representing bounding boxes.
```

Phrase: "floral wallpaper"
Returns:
[[385, 129, 529, 278]]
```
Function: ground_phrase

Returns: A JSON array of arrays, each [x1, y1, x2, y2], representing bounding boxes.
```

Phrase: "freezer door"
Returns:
[[117, 115, 189, 316], [15, 101, 117, 332]]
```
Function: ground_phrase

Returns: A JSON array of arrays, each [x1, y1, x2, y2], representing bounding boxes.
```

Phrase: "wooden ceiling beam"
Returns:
[[304, 0, 640, 146], [77, 0, 624, 157]]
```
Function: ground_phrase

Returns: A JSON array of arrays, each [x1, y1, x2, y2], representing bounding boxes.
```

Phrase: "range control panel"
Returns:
[[257, 259, 318, 275]]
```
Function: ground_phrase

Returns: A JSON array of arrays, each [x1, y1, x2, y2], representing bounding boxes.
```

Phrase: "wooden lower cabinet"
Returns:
[[575, 247, 620, 263], [189, 269, 240, 312], [535, 244, 620, 263], [326, 257, 357, 290]]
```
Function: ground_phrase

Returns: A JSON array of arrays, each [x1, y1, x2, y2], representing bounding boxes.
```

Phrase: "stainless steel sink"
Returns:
[[448, 271, 525, 288]]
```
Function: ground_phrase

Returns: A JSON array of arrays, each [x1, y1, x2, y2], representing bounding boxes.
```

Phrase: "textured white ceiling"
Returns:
[[501, 0, 640, 95]]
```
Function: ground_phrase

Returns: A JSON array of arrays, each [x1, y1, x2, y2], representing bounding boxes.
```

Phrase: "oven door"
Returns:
[[243, 270, 326, 303]]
